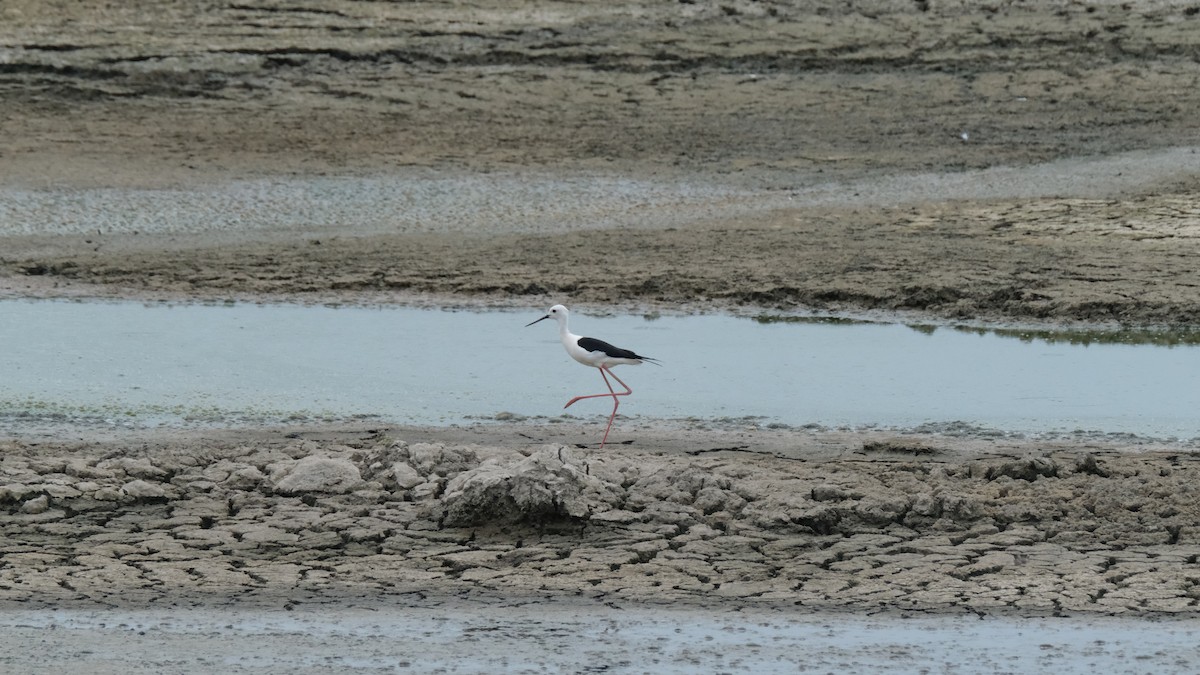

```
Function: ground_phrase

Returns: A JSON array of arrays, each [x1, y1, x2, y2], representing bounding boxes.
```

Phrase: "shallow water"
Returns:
[[0, 604, 1196, 674], [1, 299, 1198, 439]]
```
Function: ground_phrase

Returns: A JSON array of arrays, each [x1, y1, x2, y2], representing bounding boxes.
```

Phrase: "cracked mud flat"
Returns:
[[3, 424, 1200, 669], [3, 0, 1200, 670], [9, 420, 1200, 671], [2, 425, 1198, 614]]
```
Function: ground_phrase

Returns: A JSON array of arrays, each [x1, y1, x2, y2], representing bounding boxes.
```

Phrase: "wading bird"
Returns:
[[526, 305, 659, 448]]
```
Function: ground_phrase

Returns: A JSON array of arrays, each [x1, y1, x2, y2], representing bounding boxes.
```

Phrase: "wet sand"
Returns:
[[2, 0, 1200, 669]]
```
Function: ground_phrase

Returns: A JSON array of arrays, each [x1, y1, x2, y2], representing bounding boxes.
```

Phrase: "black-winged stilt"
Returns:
[[526, 304, 660, 448]]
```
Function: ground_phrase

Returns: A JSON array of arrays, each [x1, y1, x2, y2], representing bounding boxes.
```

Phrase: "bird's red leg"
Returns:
[[598, 368, 620, 448], [603, 368, 633, 398], [563, 366, 630, 408], [563, 366, 633, 448]]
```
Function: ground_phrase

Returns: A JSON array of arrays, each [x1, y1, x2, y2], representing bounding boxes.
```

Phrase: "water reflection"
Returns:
[[951, 325, 1200, 347], [753, 314, 1200, 347]]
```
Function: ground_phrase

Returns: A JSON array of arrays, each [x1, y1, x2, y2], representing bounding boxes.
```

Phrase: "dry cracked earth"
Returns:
[[2, 427, 1198, 616]]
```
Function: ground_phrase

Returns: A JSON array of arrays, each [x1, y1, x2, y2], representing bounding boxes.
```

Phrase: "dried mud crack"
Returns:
[[2, 428, 1198, 615]]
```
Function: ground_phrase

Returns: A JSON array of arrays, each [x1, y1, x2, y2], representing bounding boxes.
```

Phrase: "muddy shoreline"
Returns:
[[4, 157, 1199, 326]]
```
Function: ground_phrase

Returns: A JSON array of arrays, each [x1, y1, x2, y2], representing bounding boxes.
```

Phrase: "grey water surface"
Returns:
[[0, 604, 1197, 674], [1, 299, 1197, 439]]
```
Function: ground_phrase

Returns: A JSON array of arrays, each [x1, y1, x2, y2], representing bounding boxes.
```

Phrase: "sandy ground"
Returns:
[[2, 0, 1200, 669]]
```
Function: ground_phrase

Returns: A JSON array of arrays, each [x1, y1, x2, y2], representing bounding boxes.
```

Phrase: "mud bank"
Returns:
[[3, 167, 1200, 326], [2, 1, 1200, 324], [2, 424, 1197, 616]]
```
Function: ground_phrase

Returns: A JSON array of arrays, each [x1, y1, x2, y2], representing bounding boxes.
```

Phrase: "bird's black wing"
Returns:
[[577, 337, 659, 363]]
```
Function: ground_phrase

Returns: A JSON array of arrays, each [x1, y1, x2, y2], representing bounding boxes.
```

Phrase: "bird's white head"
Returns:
[[525, 304, 569, 327]]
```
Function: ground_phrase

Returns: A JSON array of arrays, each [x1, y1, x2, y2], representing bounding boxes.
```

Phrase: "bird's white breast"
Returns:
[[566, 340, 604, 367]]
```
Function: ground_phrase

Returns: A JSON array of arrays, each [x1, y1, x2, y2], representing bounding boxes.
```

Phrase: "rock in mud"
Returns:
[[1074, 454, 1112, 478], [400, 443, 480, 478], [271, 456, 364, 495], [18, 494, 50, 514], [984, 457, 1059, 481], [121, 479, 170, 501], [440, 446, 622, 526], [391, 462, 425, 490], [223, 466, 266, 490]]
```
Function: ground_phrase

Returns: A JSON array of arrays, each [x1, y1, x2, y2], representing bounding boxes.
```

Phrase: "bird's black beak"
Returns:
[[525, 314, 550, 327]]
